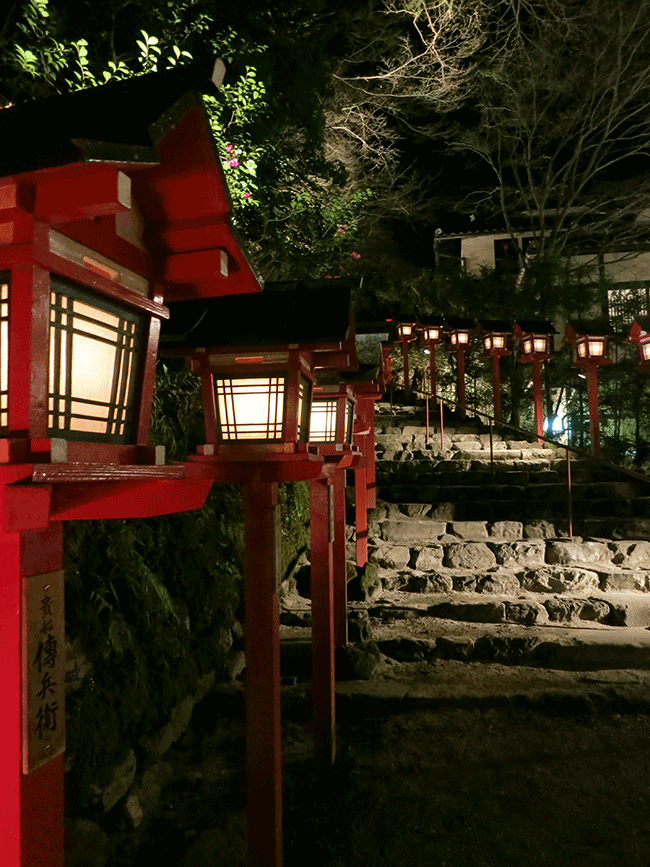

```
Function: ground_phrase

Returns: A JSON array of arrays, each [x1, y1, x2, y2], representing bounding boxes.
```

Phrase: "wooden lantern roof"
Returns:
[[160, 281, 357, 372], [0, 60, 262, 301], [514, 320, 557, 337], [476, 318, 512, 335]]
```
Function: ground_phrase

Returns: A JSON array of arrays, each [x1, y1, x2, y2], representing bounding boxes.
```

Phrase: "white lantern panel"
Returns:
[[309, 399, 338, 442], [48, 279, 143, 442], [0, 274, 8, 429], [523, 338, 533, 354], [457, 331, 469, 344], [493, 334, 505, 349], [483, 336, 492, 351], [533, 337, 547, 353], [577, 341, 587, 358], [589, 338, 605, 356], [215, 376, 285, 441], [641, 341, 650, 362]]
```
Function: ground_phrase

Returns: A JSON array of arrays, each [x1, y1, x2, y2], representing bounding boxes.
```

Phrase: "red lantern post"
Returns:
[[0, 64, 263, 867], [396, 318, 417, 397], [514, 321, 557, 441], [565, 323, 612, 456], [478, 320, 511, 426], [628, 318, 650, 370], [446, 318, 473, 419], [418, 318, 444, 400], [162, 282, 356, 866]]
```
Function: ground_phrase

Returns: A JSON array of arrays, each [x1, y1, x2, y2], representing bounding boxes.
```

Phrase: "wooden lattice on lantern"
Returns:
[[514, 321, 556, 361], [628, 318, 650, 368], [160, 282, 356, 460], [477, 319, 512, 358], [0, 59, 262, 471], [565, 322, 612, 368]]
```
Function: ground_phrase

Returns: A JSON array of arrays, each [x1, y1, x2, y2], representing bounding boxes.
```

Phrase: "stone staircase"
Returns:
[[355, 403, 650, 672], [280, 403, 650, 683]]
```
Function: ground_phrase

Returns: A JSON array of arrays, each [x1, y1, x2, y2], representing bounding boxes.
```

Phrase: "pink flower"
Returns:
[[243, 191, 251, 199], [325, 275, 333, 279], [351, 251, 361, 260], [228, 158, 239, 167], [336, 228, 345, 234], [226, 144, 234, 153]]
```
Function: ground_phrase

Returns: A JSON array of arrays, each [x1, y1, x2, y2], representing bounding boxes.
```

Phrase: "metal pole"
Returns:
[[492, 354, 502, 426]]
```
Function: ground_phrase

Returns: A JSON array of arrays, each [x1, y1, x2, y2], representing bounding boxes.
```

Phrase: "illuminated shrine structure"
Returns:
[[0, 62, 262, 867]]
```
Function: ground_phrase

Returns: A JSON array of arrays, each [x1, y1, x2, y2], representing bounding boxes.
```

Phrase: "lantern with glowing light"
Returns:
[[628, 319, 650, 369], [477, 319, 511, 425], [396, 316, 417, 396], [514, 321, 557, 440], [0, 64, 266, 867], [446, 317, 474, 418], [418, 317, 444, 400], [564, 322, 612, 456]]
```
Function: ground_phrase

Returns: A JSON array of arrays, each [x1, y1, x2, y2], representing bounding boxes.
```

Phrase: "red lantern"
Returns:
[[478, 319, 511, 426], [418, 317, 444, 400], [446, 317, 474, 419], [396, 317, 417, 395], [514, 321, 557, 440], [565, 322, 612, 455], [0, 65, 264, 867]]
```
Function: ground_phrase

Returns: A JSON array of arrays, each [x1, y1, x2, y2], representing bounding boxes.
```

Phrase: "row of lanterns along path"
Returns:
[[0, 61, 389, 867], [393, 315, 650, 456]]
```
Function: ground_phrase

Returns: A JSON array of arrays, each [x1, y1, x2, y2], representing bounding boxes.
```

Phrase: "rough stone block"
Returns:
[[369, 544, 411, 569], [478, 573, 522, 594], [598, 570, 648, 592], [381, 519, 447, 543], [490, 520, 523, 540], [605, 596, 650, 627], [546, 540, 611, 565], [399, 503, 432, 518], [524, 520, 556, 539], [427, 600, 506, 623], [429, 502, 456, 521], [521, 566, 600, 593], [492, 540, 546, 568], [543, 597, 610, 624], [412, 546, 445, 570], [615, 519, 650, 540], [449, 521, 489, 540], [504, 600, 549, 625], [452, 574, 478, 592], [610, 540, 650, 566], [444, 542, 497, 570]]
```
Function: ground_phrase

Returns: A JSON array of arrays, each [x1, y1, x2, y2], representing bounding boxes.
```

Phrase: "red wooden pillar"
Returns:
[[491, 355, 502, 426], [354, 467, 368, 568], [0, 523, 64, 867], [401, 340, 410, 396], [455, 350, 467, 419], [309, 472, 336, 766], [332, 470, 348, 648], [586, 364, 601, 456], [243, 470, 282, 867], [531, 359, 544, 442], [429, 352, 438, 402]]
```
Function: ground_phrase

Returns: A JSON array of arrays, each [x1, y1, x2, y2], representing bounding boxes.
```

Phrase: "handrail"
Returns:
[[384, 389, 650, 540]]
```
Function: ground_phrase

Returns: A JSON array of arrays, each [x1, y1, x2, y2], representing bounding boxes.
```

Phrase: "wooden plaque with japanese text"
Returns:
[[23, 570, 66, 773]]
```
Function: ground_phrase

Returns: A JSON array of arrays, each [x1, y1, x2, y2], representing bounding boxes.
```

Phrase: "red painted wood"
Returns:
[[456, 350, 466, 420], [0, 527, 64, 867], [309, 474, 336, 766], [586, 364, 601, 456], [492, 354, 502, 425], [135, 313, 161, 445], [355, 465, 368, 568], [242, 472, 283, 867], [7, 262, 33, 434], [532, 359, 544, 442], [163, 248, 227, 282], [332, 470, 348, 647], [401, 340, 410, 393], [364, 400, 377, 509], [29, 264, 50, 438], [35, 170, 129, 222], [200, 374, 217, 444], [5, 485, 51, 533], [47, 478, 214, 521]]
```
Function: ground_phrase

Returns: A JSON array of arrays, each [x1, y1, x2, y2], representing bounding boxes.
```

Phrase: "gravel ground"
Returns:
[[103, 668, 650, 867]]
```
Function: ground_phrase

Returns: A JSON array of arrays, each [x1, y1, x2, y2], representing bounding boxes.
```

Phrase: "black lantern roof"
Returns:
[[160, 281, 353, 349], [0, 60, 225, 175], [476, 318, 511, 333], [515, 320, 557, 335], [446, 316, 475, 331], [567, 319, 614, 336]]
